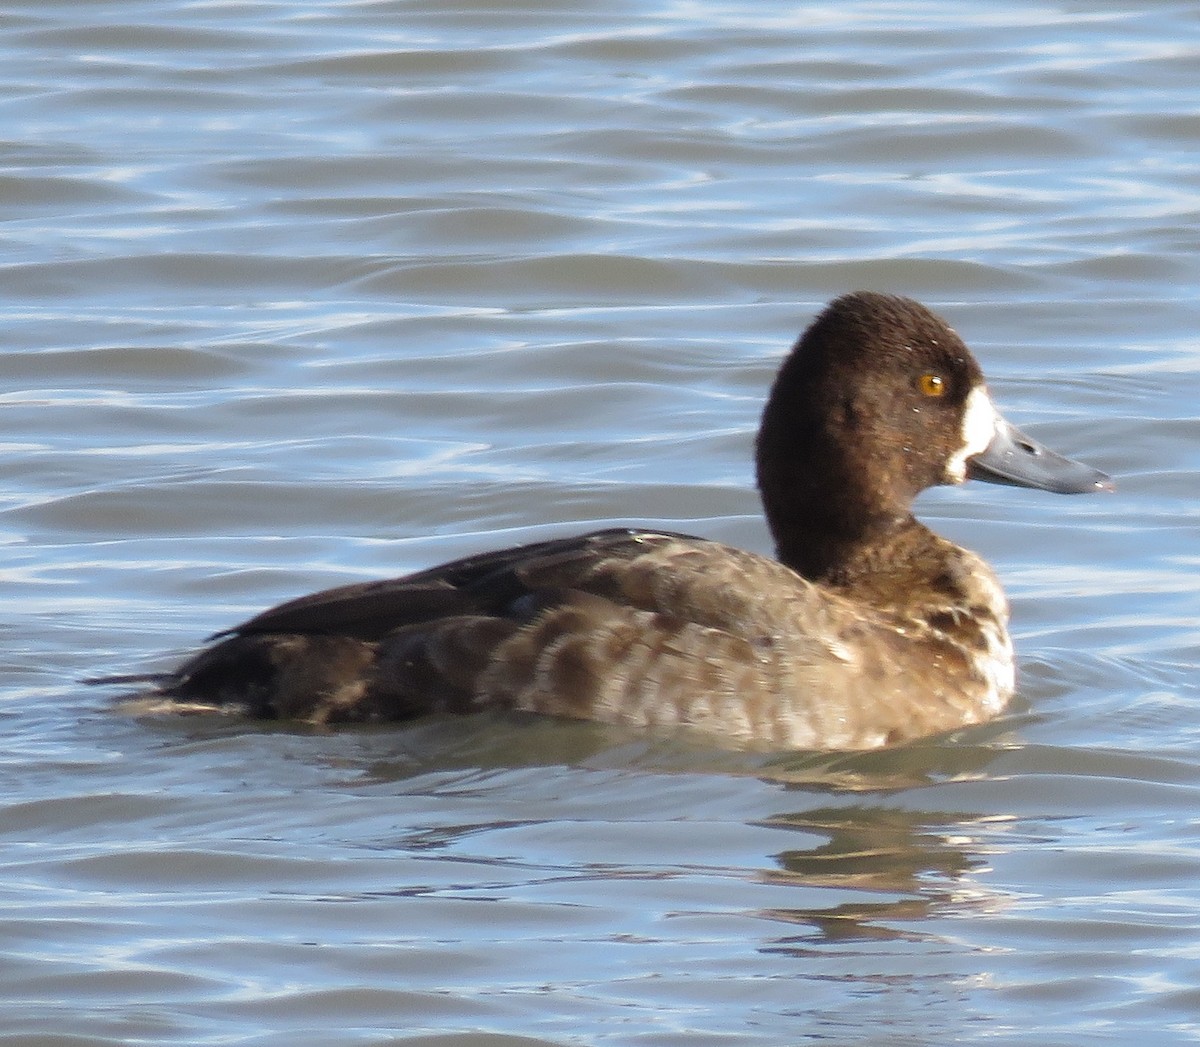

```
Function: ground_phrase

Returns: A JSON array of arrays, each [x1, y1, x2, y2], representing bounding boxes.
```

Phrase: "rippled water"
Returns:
[[3, 1, 1199, 1044]]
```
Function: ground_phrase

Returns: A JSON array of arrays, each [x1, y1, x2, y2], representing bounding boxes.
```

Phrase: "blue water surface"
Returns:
[[2, 1, 1199, 1044]]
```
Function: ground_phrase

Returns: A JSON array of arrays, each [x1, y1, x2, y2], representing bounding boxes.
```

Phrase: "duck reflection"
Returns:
[[752, 803, 1007, 949]]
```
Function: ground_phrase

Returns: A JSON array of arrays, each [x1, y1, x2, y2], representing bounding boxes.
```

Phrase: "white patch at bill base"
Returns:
[[945, 386, 998, 483]]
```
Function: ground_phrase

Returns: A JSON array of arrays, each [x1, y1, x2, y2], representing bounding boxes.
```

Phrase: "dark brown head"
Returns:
[[756, 292, 1110, 578]]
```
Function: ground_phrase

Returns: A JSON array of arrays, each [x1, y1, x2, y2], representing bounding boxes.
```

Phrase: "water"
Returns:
[[2, 0, 1198, 1043]]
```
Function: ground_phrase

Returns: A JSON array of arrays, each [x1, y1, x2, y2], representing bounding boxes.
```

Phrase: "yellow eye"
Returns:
[[918, 373, 945, 397]]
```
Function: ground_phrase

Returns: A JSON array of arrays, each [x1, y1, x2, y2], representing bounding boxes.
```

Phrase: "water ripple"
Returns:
[[2, 1, 1199, 1044]]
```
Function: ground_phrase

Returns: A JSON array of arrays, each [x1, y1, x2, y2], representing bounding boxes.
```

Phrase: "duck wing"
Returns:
[[217, 527, 700, 641], [136, 527, 830, 728]]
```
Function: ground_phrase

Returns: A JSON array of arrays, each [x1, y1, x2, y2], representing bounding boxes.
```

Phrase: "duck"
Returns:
[[96, 292, 1111, 750]]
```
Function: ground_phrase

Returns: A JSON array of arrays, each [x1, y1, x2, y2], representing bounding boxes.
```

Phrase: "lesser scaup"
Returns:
[[99, 292, 1111, 749]]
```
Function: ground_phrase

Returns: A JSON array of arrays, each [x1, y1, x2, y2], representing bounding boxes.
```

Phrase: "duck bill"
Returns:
[[968, 415, 1113, 494]]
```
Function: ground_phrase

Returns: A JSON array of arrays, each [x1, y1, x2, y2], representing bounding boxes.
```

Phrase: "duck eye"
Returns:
[[918, 373, 946, 398]]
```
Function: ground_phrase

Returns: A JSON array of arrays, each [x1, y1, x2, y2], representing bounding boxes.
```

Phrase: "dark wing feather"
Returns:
[[219, 527, 697, 641]]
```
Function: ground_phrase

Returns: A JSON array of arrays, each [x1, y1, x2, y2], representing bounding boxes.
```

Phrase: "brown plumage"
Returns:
[[96, 292, 1111, 750]]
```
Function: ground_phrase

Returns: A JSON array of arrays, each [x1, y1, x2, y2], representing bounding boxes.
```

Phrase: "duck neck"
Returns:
[[766, 501, 913, 585], [755, 424, 917, 585]]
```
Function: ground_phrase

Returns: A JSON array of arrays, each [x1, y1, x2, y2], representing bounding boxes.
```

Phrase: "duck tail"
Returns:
[[83, 672, 173, 688]]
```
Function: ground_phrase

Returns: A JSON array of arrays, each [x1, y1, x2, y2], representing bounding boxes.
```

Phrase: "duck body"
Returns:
[[168, 525, 1011, 750], [103, 292, 1111, 750]]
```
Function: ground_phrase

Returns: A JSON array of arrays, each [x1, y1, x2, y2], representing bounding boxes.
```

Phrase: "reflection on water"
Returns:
[[764, 805, 988, 896], [3, 0, 1200, 1044]]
